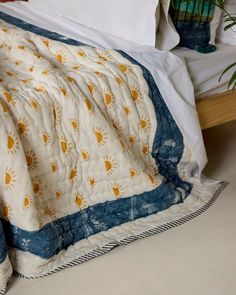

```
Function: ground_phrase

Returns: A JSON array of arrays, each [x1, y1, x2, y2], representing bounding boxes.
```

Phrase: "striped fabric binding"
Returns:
[[11, 182, 227, 281]]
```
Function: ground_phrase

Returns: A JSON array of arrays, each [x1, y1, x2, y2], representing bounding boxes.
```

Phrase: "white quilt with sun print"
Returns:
[[0, 13, 223, 295], [0, 21, 158, 230]]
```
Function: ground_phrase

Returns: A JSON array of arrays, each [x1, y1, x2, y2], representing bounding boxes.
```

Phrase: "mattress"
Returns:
[[173, 44, 236, 98]]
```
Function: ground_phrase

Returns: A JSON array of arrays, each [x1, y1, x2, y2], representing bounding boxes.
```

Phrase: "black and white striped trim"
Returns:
[[0, 277, 12, 295], [12, 182, 227, 281]]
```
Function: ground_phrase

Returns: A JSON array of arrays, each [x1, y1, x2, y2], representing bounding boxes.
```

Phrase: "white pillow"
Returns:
[[216, 1, 236, 45], [156, 0, 179, 51], [28, 0, 159, 47]]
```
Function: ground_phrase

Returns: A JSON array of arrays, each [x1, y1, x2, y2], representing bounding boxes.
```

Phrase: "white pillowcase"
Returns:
[[28, 0, 179, 50], [29, 0, 159, 47], [216, 1, 236, 45]]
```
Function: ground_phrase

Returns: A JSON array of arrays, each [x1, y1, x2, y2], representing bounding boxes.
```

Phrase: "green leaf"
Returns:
[[219, 63, 236, 82], [228, 71, 236, 90]]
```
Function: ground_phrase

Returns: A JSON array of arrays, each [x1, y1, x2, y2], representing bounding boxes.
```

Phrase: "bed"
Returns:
[[0, 2, 229, 294], [173, 44, 236, 129]]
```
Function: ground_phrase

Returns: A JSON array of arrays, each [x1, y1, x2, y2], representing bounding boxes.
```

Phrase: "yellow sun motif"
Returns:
[[26, 38, 33, 44], [59, 137, 71, 156], [87, 82, 95, 94], [17, 118, 30, 137], [77, 49, 86, 57], [28, 66, 34, 72], [34, 84, 46, 93], [2, 28, 8, 33], [118, 63, 131, 74], [15, 60, 21, 66], [23, 195, 32, 209], [33, 52, 42, 60], [124, 106, 131, 116], [111, 183, 124, 198], [4, 168, 16, 191], [42, 69, 49, 76], [98, 51, 111, 61], [130, 86, 141, 104], [66, 76, 75, 83], [32, 177, 44, 197], [20, 79, 31, 84], [17, 45, 25, 50], [55, 190, 62, 200], [30, 98, 40, 111], [104, 155, 117, 176], [129, 168, 139, 178], [10, 88, 18, 93], [50, 162, 58, 173], [7, 131, 19, 155], [25, 151, 38, 170], [69, 168, 78, 182], [72, 64, 80, 71], [140, 117, 151, 132], [80, 149, 90, 161], [142, 143, 149, 155], [60, 87, 69, 98], [88, 177, 97, 188], [6, 71, 16, 77], [55, 50, 67, 64], [0, 101, 8, 113], [3, 91, 15, 106], [43, 39, 50, 47], [128, 135, 137, 145], [52, 104, 61, 123], [94, 127, 108, 147], [42, 132, 50, 145], [83, 100, 93, 117], [2, 203, 12, 220], [115, 75, 124, 86], [148, 174, 159, 187], [104, 90, 114, 108], [70, 118, 79, 131], [94, 71, 101, 77], [41, 205, 56, 219], [75, 193, 87, 209]]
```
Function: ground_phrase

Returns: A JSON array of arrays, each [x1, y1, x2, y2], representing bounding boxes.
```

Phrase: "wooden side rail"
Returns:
[[196, 91, 236, 130]]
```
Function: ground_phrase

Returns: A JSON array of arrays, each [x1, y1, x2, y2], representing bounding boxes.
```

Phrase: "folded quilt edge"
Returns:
[[6, 181, 227, 283]]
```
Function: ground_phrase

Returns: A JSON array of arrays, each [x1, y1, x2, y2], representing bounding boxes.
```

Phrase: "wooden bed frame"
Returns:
[[196, 91, 236, 130]]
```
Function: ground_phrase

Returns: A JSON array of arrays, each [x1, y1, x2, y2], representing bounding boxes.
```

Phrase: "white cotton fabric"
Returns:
[[173, 43, 236, 98], [28, 0, 180, 51], [0, 2, 207, 177], [28, 0, 159, 47], [216, 1, 236, 45], [210, 6, 222, 45], [155, 0, 180, 50]]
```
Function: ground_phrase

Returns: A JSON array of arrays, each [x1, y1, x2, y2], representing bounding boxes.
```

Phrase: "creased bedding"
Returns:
[[0, 12, 224, 294]]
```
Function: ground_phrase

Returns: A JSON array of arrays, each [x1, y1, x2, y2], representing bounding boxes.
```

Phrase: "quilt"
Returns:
[[0, 12, 224, 294]]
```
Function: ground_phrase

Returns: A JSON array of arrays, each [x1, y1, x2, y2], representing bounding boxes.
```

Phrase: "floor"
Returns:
[[8, 121, 236, 295]]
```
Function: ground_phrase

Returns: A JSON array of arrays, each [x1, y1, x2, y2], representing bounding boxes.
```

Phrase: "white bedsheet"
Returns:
[[173, 44, 236, 98], [0, 1, 207, 177]]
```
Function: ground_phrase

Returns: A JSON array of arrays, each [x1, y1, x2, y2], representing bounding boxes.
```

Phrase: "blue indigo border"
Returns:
[[0, 12, 192, 260]]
